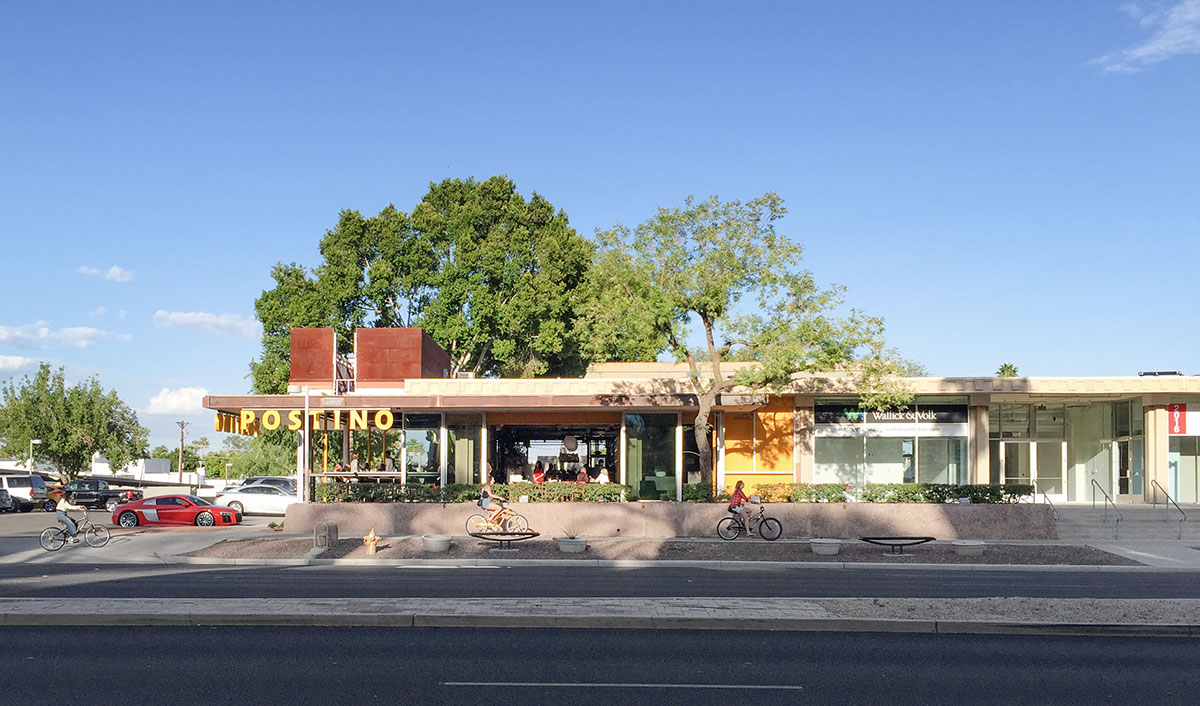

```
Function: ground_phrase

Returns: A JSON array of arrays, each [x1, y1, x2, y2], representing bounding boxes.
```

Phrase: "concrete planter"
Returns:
[[951, 540, 985, 557], [421, 534, 452, 552], [810, 538, 842, 555], [556, 537, 588, 553]]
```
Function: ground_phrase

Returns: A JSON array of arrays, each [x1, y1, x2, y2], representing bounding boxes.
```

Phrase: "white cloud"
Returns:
[[77, 264, 133, 282], [105, 265, 133, 282], [0, 355, 40, 376], [1095, 0, 1200, 73], [152, 310, 262, 341], [90, 306, 106, 317], [0, 321, 130, 349], [144, 387, 209, 415]]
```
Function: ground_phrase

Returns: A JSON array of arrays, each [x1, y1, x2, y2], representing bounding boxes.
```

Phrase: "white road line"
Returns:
[[443, 682, 804, 690]]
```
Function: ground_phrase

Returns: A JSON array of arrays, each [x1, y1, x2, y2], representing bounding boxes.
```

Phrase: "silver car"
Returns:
[[213, 483, 298, 516]]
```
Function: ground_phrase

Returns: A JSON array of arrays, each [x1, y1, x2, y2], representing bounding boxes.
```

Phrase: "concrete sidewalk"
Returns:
[[2, 596, 1198, 637]]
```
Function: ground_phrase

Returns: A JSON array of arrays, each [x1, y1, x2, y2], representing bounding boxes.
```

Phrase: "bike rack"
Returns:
[[859, 536, 936, 555], [468, 530, 539, 550]]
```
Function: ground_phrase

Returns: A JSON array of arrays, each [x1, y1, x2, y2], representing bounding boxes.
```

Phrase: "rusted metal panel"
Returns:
[[289, 328, 335, 384]]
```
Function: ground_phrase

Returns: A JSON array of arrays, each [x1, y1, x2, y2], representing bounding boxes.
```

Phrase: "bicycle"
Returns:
[[40, 510, 111, 551], [717, 504, 782, 541], [466, 502, 529, 535]]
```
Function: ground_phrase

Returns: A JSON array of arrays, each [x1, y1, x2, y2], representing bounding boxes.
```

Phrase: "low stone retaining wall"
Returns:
[[284, 502, 1057, 540]]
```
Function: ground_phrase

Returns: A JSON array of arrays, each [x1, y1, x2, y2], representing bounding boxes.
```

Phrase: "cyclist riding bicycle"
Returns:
[[728, 480, 757, 536], [56, 490, 86, 544], [479, 466, 506, 524]]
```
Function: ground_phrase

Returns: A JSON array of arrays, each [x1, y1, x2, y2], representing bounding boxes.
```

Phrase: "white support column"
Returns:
[[675, 413, 683, 501], [439, 414, 448, 488], [716, 411, 726, 491], [619, 414, 628, 487], [480, 413, 488, 484], [399, 414, 407, 485], [301, 386, 310, 502]]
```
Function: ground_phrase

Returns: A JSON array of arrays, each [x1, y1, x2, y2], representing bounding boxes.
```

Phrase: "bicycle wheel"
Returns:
[[717, 517, 741, 540], [39, 527, 66, 551], [85, 525, 111, 547], [465, 514, 488, 534], [503, 514, 529, 533], [759, 517, 782, 541]]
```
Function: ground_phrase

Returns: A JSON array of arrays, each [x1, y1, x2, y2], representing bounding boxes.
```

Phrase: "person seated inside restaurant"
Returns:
[[532, 461, 546, 483], [575, 466, 590, 485], [595, 466, 611, 484]]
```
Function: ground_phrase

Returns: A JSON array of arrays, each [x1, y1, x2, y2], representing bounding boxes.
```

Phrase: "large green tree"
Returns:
[[0, 363, 148, 481], [577, 194, 918, 487], [251, 176, 592, 393]]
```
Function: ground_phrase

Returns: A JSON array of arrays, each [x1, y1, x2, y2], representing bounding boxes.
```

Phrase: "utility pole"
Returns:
[[177, 421, 189, 484]]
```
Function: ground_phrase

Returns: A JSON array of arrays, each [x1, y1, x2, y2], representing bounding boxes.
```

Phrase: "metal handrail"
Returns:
[[1033, 479, 1058, 520], [1150, 479, 1186, 540], [1091, 479, 1123, 539]]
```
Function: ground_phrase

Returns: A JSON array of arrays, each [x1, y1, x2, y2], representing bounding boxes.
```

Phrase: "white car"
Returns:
[[213, 483, 298, 516]]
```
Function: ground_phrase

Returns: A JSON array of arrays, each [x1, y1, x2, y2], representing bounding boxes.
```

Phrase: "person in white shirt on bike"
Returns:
[[56, 491, 87, 543]]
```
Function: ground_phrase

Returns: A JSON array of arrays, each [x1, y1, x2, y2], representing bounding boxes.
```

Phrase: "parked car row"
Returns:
[[0, 474, 49, 512], [107, 482, 299, 527]]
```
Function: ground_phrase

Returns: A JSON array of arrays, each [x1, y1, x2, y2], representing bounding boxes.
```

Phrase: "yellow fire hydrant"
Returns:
[[363, 529, 380, 555]]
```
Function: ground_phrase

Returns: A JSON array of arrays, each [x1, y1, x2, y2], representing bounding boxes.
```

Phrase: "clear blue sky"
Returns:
[[2, 1, 1198, 450]]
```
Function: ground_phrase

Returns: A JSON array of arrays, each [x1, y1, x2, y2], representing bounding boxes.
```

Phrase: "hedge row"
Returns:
[[860, 483, 1035, 504], [312, 481, 1035, 504], [683, 482, 1035, 504], [313, 481, 629, 504]]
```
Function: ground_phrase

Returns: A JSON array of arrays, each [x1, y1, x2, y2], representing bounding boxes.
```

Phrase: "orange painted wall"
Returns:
[[722, 397, 795, 492]]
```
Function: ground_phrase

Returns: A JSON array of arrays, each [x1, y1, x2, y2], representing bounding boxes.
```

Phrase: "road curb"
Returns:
[[1, 610, 1196, 637], [162, 553, 1200, 572]]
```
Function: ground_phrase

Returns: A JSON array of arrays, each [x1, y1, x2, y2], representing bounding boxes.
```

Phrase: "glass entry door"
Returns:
[[1113, 439, 1144, 503], [1000, 440, 1067, 502]]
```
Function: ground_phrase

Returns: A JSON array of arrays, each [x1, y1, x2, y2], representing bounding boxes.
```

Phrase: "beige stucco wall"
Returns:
[[284, 502, 1056, 540]]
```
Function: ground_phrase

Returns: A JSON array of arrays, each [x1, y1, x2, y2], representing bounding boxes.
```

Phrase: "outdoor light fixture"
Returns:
[[28, 439, 42, 474]]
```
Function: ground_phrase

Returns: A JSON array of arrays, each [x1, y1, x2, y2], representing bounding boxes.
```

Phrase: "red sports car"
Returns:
[[112, 494, 242, 528]]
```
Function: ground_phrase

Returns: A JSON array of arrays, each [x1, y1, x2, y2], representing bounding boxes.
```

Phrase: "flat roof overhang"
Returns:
[[203, 393, 710, 415]]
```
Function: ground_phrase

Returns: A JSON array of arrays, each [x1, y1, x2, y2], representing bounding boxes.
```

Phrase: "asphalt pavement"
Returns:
[[5, 508, 1200, 637], [5, 627, 1200, 706]]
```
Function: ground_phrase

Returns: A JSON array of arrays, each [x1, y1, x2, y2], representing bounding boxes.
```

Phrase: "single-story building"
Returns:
[[203, 328, 1200, 505]]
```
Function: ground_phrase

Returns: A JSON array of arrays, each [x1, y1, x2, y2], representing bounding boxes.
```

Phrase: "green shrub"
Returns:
[[313, 481, 628, 503], [860, 483, 1034, 503], [682, 483, 715, 502], [752, 483, 792, 502]]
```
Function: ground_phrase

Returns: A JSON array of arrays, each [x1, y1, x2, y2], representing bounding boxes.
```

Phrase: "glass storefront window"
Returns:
[[404, 414, 441, 485], [1113, 401, 1132, 438], [814, 437, 863, 486], [865, 437, 912, 485], [999, 405, 1030, 438], [446, 414, 481, 485], [626, 413, 677, 500], [918, 438, 968, 484], [1035, 405, 1065, 439], [989, 405, 1001, 439]]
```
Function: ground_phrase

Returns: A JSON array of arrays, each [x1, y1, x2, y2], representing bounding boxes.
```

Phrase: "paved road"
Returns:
[[4, 562, 1200, 599], [4, 626, 1197, 705]]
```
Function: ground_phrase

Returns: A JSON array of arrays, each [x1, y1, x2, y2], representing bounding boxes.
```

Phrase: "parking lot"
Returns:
[[0, 504, 281, 564]]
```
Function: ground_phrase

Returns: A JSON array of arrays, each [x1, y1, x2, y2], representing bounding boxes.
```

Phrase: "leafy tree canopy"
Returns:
[[576, 193, 919, 485], [251, 176, 592, 393], [0, 363, 148, 481]]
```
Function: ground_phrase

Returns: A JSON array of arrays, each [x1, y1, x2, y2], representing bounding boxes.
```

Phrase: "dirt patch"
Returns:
[[185, 537, 1142, 565]]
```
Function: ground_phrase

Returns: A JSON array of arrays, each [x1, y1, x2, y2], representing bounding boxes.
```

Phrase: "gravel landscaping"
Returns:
[[185, 536, 1143, 565]]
